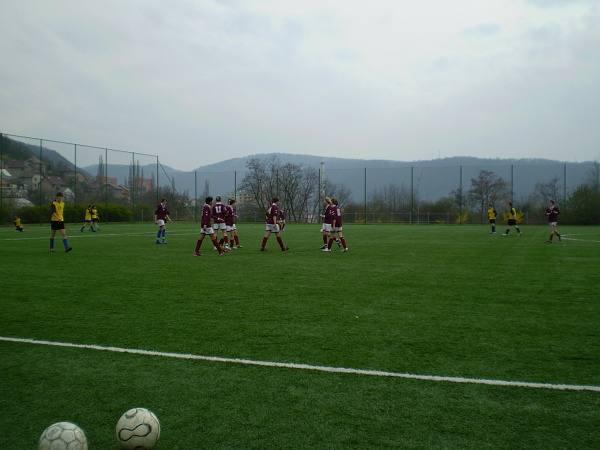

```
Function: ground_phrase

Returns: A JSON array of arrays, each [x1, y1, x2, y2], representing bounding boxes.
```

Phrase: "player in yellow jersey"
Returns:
[[91, 205, 100, 231], [502, 201, 522, 236], [50, 192, 72, 252], [487, 204, 497, 234], [14, 216, 24, 232], [80, 205, 95, 232]]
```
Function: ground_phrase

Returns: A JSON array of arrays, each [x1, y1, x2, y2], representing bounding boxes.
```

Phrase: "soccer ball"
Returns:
[[116, 407, 161, 449], [38, 421, 88, 450]]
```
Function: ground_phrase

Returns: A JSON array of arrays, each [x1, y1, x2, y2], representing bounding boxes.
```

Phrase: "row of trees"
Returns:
[[239, 157, 600, 225]]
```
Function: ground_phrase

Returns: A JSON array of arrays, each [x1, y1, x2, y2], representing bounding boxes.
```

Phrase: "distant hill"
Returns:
[[5, 134, 593, 202], [190, 154, 590, 172], [79, 153, 594, 203], [1, 135, 93, 178], [172, 154, 591, 202]]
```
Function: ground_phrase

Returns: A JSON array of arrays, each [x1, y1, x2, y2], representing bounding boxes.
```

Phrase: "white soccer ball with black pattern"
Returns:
[[116, 407, 161, 449], [38, 421, 88, 450]]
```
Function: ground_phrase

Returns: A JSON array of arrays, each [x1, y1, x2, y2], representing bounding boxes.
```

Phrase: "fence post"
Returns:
[[459, 165, 463, 226], [132, 152, 136, 222], [39, 139, 43, 225], [74, 144, 77, 209], [411, 166, 414, 224], [563, 163, 567, 217], [156, 156, 160, 207], [510, 165, 514, 203], [104, 149, 109, 223], [364, 167, 367, 224]]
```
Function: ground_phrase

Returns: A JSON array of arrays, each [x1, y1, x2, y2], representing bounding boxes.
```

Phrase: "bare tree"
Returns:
[[381, 182, 411, 213], [467, 170, 510, 217], [241, 155, 321, 222], [326, 181, 353, 208], [241, 155, 280, 213], [587, 160, 600, 190], [533, 176, 562, 204]]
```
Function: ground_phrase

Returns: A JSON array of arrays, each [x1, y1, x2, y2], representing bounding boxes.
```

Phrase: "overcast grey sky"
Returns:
[[1, 0, 599, 170]]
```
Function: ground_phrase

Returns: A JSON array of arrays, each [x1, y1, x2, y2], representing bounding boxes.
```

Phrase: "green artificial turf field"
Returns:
[[1, 222, 599, 448]]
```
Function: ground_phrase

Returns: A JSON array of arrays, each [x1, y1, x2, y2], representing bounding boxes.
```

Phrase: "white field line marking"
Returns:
[[2, 336, 599, 392], [561, 237, 600, 243], [0, 231, 199, 241]]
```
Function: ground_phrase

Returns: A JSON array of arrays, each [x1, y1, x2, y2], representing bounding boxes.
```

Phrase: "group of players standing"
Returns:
[[154, 196, 242, 256], [194, 196, 242, 256], [319, 197, 349, 252], [154, 194, 350, 255]]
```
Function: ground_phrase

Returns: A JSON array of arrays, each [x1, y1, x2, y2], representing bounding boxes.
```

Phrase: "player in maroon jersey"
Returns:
[[320, 197, 333, 249], [154, 198, 171, 244], [212, 195, 229, 249], [226, 199, 242, 248], [260, 197, 289, 251], [324, 198, 348, 252], [545, 200, 562, 243], [278, 206, 286, 231], [193, 197, 227, 256]]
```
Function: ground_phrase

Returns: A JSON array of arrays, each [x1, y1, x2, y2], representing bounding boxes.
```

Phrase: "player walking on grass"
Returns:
[[545, 200, 562, 243], [487, 204, 497, 234], [212, 196, 229, 250], [194, 197, 227, 256], [278, 206, 286, 231], [323, 198, 348, 252], [261, 197, 289, 251], [224, 199, 242, 249], [320, 197, 333, 249], [50, 192, 72, 253], [154, 198, 171, 244], [91, 205, 100, 231], [503, 202, 522, 236], [81, 205, 95, 232]]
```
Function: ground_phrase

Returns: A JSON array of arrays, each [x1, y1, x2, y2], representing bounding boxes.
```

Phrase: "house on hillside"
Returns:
[[103, 183, 130, 201], [16, 171, 43, 192], [5, 160, 27, 177], [25, 156, 47, 175], [40, 175, 68, 192], [58, 169, 86, 183]]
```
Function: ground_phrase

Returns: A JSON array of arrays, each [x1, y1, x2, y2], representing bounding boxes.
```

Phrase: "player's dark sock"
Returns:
[[277, 236, 285, 249]]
